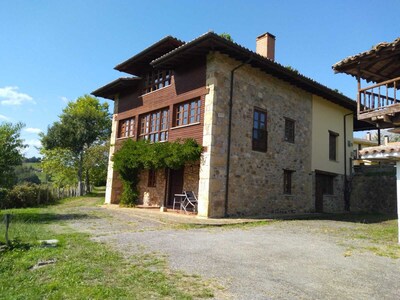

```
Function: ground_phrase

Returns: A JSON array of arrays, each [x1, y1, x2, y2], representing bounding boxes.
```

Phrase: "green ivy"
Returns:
[[112, 139, 202, 207]]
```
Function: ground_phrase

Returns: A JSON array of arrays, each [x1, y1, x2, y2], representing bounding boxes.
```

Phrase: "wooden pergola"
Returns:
[[333, 37, 400, 243]]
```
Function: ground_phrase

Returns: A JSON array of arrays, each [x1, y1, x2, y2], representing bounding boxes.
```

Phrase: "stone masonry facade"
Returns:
[[105, 51, 346, 217], [199, 52, 315, 217]]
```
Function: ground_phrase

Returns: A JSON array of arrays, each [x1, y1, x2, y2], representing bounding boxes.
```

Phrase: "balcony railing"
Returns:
[[358, 76, 400, 120]]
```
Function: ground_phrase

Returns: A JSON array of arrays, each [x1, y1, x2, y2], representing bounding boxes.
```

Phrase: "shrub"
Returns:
[[1, 183, 55, 209], [113, 138, 202, 206]]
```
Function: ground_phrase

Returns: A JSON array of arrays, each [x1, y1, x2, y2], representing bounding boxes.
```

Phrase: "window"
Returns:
[[139, 108, 169, 142], [142, 70, 172, 94], [329, 131, 339, 161], [175, 98, 201, 126], [252, 108, 268, 152], [283, 170, 294, 194], [118, 117, 135, 138], [148, 169, 156, 187], [284, 118, 295, 143]]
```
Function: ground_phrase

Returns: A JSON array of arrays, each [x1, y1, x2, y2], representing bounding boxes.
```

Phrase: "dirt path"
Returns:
[[63, 204, 400, 300]]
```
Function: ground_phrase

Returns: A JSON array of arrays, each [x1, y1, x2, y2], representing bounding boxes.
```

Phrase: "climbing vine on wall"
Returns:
[[112, 138, 203, 207]]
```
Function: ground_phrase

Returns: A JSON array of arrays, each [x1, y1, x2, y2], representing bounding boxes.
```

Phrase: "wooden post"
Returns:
[[397, 161, 400, 244], [4, 214, 11, 247]]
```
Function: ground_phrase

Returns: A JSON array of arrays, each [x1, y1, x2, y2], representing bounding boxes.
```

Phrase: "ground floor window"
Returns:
[[148, 169, 156, 187], [283, 169, 294, 194]]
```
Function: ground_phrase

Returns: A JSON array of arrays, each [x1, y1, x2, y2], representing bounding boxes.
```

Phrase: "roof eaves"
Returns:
[[92, 77, 141, 100], [114, 35, 184, 72], [332, 37, 400, 73], [152, 31, 356, 110]]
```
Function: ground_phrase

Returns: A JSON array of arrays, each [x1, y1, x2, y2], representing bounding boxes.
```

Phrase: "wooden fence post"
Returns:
[[4, 214, 11, 247]]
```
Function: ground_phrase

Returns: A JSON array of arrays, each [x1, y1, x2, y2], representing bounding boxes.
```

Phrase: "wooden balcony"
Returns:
[[358, 76, 400, 128]]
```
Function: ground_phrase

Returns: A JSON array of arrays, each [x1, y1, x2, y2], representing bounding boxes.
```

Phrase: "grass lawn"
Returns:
[[0, 196, 214, 300]]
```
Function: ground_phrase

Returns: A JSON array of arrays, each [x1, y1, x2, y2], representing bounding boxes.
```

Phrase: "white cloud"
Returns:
[[26, 139, 42, 148], [24, 127, 42, 134], [0, 86, 36, 106], [0, 114, 10, 121], [60, 96, 69, 103]]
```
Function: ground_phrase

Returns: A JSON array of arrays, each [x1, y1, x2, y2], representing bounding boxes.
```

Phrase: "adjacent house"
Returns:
[[353, 134, 379, 166], [333, 36, 400, 242], [93, 32, 369, 218]]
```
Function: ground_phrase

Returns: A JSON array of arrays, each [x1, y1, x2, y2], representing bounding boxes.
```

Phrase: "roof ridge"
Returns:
[[151, 31, 354, 104]]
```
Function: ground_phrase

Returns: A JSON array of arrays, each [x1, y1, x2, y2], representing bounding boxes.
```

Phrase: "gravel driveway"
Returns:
[[65, 206, 400, 300]]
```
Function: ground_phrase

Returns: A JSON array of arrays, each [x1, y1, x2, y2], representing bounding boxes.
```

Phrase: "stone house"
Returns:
[[93, 32, 369, 218]]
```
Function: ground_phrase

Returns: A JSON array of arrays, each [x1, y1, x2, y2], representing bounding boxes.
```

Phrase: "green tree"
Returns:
[[83, 142, 109, 187], [40, 148, 78, 187], [40, 95, 111, 195], [0, 122, 26, 188]]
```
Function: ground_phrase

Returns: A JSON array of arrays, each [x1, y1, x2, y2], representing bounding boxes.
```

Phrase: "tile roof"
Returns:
[[359, 142, 400, 156], [332, 37, 400, 83], [151, 32, 359, 111]]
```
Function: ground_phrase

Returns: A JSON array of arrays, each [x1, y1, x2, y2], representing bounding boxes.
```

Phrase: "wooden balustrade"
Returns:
[[358, 77, 400, 120]]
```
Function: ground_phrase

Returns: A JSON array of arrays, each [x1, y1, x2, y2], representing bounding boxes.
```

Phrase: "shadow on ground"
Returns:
[[224, 212, 397, 224], [0, 212, 97, 224], [275, 213, 397, 224]]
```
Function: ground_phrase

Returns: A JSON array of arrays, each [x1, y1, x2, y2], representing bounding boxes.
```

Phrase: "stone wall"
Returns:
[[203, 52, 314, 217], [350, 165, 396, 214], [324, 174, 345, 213], [137, 169, 167, 206], [105, 98, 119, 204], [136, 163, 200, 207]]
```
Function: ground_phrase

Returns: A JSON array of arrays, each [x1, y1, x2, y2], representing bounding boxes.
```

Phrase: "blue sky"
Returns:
[[1, 0, 399, 157]]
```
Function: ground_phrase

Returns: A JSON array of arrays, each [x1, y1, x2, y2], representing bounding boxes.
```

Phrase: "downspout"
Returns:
[[224, 57, 252, 217], [343, 112, 353, 211]]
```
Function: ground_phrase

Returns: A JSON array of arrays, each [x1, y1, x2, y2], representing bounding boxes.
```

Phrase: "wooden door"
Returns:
[[167, 168, 184, 207], [315, 174, 324, 213]]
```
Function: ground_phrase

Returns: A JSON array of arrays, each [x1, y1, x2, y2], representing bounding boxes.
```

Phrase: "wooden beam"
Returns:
[[360, 69, 390, 81], [359, 104, 400, 120]]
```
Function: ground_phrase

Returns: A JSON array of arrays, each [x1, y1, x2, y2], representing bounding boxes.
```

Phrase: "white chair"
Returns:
[[181, 191, 198, 213], [173, 193, 186, 210]]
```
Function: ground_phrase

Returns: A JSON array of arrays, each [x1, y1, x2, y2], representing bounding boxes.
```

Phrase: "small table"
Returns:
[[173, 193, 186, 211]]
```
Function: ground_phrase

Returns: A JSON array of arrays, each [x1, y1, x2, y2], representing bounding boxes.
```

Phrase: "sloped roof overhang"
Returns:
[[92, 77, 141, 100], [115, 36, 184, 75], [332, 37, 400, 84], [152, 32, 359, 111]]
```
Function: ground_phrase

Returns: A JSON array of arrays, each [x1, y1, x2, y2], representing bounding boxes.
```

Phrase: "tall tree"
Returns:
[[41, 95, 111, 195], [83, 142, 109, 187], [0, 122, 26, 188], [40, 148, 78, 187]]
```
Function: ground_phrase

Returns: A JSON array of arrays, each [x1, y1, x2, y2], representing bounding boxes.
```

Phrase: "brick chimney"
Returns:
[[256, 32, 276, 61]]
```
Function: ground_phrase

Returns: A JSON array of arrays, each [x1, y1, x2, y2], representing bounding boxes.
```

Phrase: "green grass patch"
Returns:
[[0, 200, 214, 299]]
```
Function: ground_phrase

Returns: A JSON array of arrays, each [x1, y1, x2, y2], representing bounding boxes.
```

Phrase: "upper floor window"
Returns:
[[143, 70, 172, 94], [284, 118, 295, 143], [329, 130, 339, 161], [118, 117, 135, 138], [139, 108, 169, 142], [175, 98, 201, 126], [252, 108, 268, 152]]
